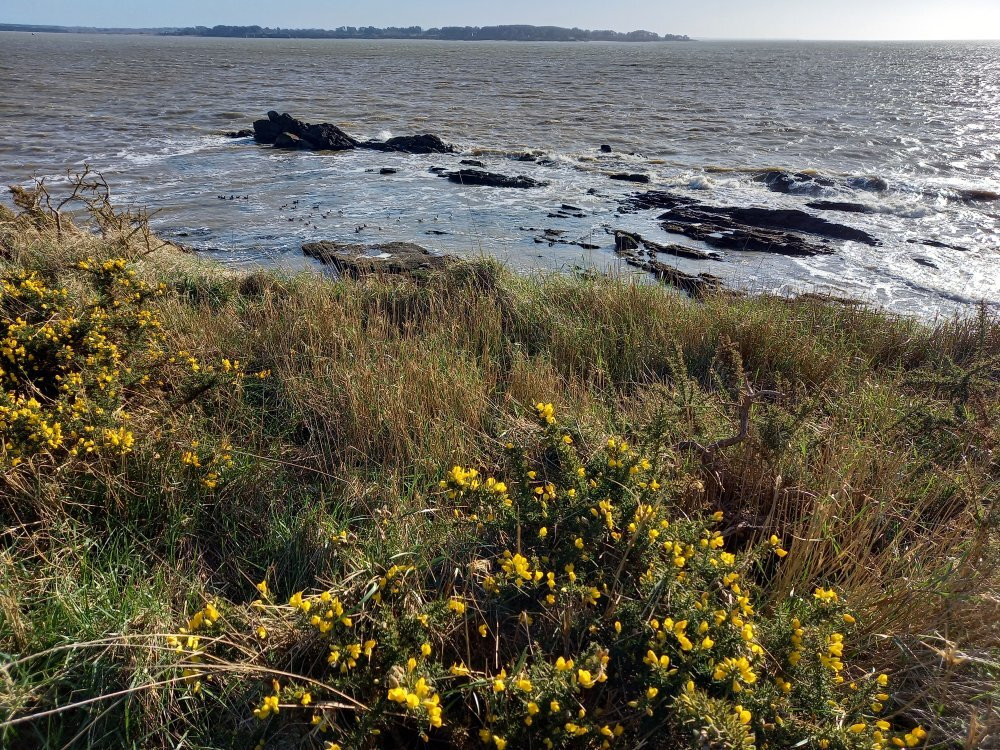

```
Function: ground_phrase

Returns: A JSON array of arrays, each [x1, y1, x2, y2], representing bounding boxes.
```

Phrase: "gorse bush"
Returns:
[[170, 404, 927, 750], [0, 260, 157, 467], [0, 255, 266, 487]]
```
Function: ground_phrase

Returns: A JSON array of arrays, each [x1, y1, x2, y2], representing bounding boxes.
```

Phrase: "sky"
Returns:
[[3, 0, 1000, 40]]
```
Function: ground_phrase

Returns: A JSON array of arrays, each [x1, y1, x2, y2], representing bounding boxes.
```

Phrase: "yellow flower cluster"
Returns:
[[1, 265, 151, 466], [388, 676, 443, 727], [253, 681, 283, 719], [2, 258, 258, 479], [180, 438, 234, 489], [441, 464, 511, 507]]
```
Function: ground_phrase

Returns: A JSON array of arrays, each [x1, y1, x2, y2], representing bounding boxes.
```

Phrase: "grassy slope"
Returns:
[[0, 200, 997, 749]]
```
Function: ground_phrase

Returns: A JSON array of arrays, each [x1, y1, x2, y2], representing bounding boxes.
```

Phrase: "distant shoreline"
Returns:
[[0, 22, 691, 42]]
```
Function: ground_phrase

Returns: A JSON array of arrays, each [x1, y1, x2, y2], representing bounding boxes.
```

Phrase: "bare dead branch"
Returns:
[[675, 380, 781, 488]]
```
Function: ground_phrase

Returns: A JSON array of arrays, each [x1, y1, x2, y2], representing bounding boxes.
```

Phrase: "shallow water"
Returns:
[[2, 32, 998, 315]]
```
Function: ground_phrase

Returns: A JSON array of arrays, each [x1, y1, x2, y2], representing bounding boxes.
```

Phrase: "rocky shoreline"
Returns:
[[221, 111, 982, 300]]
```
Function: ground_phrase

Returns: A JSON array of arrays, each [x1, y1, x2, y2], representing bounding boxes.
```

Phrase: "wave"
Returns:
[[111, 135, 223, 167]]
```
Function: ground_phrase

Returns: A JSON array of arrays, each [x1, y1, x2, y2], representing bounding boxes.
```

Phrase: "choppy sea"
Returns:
[[2, 33, 998, 315]]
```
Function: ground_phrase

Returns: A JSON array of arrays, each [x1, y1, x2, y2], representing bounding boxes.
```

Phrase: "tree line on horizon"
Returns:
[[161, 24, 690, 41]]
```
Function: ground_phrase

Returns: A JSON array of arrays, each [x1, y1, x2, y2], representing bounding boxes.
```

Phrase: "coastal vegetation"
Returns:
[[0, 181, 997, 749]]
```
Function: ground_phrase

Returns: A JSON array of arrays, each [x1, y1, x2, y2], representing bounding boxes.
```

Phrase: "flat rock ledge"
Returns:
[[444, 169, 548, 189], [621, 191, 879, 256], [613, 230, 723, 261], [252, 111, 454, 154], [303, 241, 457, 277], [615, 244, 725, 298]]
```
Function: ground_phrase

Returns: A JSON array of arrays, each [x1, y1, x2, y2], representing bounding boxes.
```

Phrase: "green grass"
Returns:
[[0, 192, 997, 749]]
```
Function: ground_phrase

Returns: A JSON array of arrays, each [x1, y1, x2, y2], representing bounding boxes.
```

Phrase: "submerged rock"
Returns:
[[956, 188, 999, 203], [846, 176, 889, 192], [460, 159, 486, 168], [753, 170, 835, 195], [609, 173, 651, 184], [225, 128, 255, 138], [907, 238, 970, 252], [755, 170, 890, 196], [444, 169, 548, 189], [303, 241, 457, 276], [379, 168, 399, 175], [618, 191, 696, 213], [806, 200, 874, 214], [532, 228, 601, 251]]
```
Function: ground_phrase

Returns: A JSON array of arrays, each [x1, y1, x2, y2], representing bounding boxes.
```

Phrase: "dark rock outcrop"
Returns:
[[273, 132, 305, 149], [361, 134, 454, 154], [251, 111, 452, 153], [697, 207, 878, 245], [657, 212, 828, 257], [303, 241, 456, 276], [254, 111, 358, 151], [444, 169, 547, 189], [600, 144, 613, 153], [225, 129, 255, 138], [614, 231, 641, 252]]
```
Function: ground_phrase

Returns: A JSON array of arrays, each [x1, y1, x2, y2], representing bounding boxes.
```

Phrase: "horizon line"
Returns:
[[1, 22, 998, 43]]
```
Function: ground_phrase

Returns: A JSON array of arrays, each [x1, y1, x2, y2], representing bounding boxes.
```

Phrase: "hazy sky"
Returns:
[[4, 0, 1000, 40]]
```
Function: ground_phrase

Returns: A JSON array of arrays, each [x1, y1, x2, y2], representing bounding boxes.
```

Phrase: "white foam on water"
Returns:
[[113, 135, 223, 167]]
